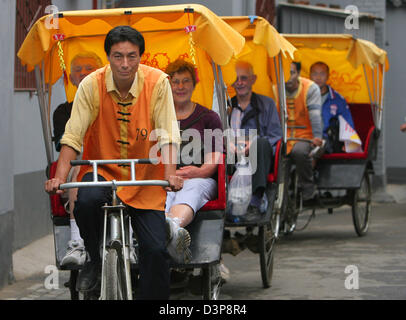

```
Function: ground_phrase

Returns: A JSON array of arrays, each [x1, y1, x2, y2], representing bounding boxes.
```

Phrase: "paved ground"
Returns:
[[221, 202, 406, 300], [1, 184, 406, 300]]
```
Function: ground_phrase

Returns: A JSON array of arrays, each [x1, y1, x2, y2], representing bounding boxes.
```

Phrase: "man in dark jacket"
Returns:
[[229, 60, 282, 221]]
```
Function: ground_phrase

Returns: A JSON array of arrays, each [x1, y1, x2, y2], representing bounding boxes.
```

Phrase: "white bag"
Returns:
[[227, 158, 252, 217]]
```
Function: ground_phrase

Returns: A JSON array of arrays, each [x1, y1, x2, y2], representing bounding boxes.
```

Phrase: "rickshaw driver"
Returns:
[[285, 62, 323, 202], [310, 61, 356, 153], [45, 26, 183, 300], [229, 61, 282, 221]]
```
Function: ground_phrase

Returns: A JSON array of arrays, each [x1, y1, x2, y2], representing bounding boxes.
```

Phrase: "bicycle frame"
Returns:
[[59, 158, 169, 300]]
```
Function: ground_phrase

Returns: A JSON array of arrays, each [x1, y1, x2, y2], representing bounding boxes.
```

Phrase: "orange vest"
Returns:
[[78, 65, 166, 211], [285, 77, 314, 153]]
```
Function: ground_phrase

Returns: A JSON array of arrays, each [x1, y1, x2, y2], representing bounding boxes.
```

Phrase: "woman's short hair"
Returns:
[[165, 59, 197, 87]]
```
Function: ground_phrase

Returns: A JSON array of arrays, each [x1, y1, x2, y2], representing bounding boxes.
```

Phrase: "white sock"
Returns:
[[70, 219, 82, 241]]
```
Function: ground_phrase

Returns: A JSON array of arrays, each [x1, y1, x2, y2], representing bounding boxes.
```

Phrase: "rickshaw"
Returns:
[[17, 4, 246, 300], [279, 34, 389, 236], [219, 16, 296, 289]]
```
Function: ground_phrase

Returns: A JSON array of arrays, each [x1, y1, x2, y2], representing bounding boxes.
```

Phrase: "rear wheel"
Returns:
[[259, 222, 276, 288], [352, 171, 371, 236], [202, 264, 222, 300]]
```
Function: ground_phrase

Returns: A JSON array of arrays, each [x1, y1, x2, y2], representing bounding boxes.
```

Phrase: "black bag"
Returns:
[[325, 116, 344, 154]]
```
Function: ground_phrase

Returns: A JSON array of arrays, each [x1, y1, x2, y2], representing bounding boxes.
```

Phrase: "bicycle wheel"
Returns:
[[351, 171, 371, 237], [259, 222, 276, 288], [202, 264, 222, 300], [281, 169, 300, 235], [105, 248, 127, 300]]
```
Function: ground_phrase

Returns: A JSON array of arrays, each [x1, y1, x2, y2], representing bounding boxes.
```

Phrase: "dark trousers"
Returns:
[[252, 137, 273, 194], [73, 173, 170, 300]]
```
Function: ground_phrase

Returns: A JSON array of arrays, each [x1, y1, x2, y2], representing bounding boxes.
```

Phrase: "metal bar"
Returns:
[[120, 209, 132, 300], [216, 65, 230, 130], [60, 180, 169, 190], [41, 60, 52, 139], [92, 162, 98, 182], [76, 158, 159, 165], [287, 137, 313, 143], [278, 53, 288, 144], [34, 65, 54, 166], [362, 65, 376, 127], [211, 61, 228, 130], [130, 161, 136, 181], [100, 209, 108, 300], [371, 66, 378, 125], [375, 65, 380, 129], [378, 61, 385, 130]]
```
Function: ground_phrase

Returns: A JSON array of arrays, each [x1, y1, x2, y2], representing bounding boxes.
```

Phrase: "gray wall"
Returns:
[[0, 0, 16, 288], [385, 6, 406, 182], [10, 1, 94, 253]]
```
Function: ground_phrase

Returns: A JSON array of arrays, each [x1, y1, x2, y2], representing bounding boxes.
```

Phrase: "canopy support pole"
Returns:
[[363, 65, 377, 128], [35, 65, 54, 166], [378, 61, 385, 131], [211, 61, 229, 131], [277, 53, 288, 145], [372, 66, 379, 127]]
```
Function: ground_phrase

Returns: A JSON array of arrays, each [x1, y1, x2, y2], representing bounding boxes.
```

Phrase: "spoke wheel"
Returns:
[[259, 222, 276, 288], [202, 264, 222, 300], [105, 248, 127, 300], [352, 171, 371, 237]]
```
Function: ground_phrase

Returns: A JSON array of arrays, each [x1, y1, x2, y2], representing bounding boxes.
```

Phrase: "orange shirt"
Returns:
[[285, 77, 314, 153], [274, 77, 315, 153], [61, 64, 181, 210]]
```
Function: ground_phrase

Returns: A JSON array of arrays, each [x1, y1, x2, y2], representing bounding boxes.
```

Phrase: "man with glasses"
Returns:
[[228, 60, 282, 221]]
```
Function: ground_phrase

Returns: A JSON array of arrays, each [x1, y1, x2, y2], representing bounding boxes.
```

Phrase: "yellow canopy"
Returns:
[[17, 4, 245, 105], [283, 34, 389, 104], [221, 16, 298, 100]]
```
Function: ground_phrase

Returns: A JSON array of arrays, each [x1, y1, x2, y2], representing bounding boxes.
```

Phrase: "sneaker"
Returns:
[[129, 245, 137, 264], [219, 263, 230, 282], [166, 218, 192, 264], [61, 239, 86, 268], [241, 205, 263, 222]]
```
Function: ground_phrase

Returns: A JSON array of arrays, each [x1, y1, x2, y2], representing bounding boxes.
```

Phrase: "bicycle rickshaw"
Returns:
[[219, 16, 296, 288], [17, 4, 246, 300], [279, 34, 389, 236]]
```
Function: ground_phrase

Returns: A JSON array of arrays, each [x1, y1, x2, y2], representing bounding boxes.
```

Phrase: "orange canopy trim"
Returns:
[[17, 4, 245, 105]]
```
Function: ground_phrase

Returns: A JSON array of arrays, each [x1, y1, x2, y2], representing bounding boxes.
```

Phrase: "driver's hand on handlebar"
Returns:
[[311, 137, 323, 147], [165, 175, 183, 192], [45, 177, 65, 195]]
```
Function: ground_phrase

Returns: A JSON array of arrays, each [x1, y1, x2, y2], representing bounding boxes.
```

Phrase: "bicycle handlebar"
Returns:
[[59, 179, 169, 190], [60, 158, 169, 190], [70, 158, 158, 166]]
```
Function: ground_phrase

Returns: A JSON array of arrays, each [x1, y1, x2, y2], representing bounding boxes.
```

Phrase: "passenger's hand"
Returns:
[[243, 140, 252, 156], [45, 177, 65, 195], [400, 123, 406, 132], [176, 166, 200, 179], [311, 137, 323, 147], [165, 175, 183, 192], [228, 142, 237, 154]]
